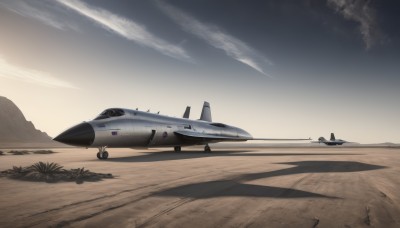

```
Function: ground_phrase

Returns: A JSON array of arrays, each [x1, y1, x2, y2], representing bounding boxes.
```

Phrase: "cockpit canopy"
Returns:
[[94, 108, 125, 120]]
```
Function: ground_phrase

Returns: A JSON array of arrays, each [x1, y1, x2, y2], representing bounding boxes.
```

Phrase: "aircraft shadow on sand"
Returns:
[[157, 181, 335, 199], [154, 161, 385, 199], [104, 150, 362, 163]]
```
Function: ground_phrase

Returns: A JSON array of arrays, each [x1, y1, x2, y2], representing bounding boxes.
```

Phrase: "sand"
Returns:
[[1, 147, 400, 227]]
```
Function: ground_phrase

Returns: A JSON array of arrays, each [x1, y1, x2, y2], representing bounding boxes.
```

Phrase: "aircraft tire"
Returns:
[[204, 145, 211, 153], [102, 151, 109, 159], [97, 152, 101, 159], [174, 146, 181, 152]]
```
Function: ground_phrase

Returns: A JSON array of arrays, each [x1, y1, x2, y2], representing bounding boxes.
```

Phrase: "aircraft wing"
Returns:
[[175, 130, 310, 141], [174, 130, 247, 141], [339, 140, 350, 143], [250, 137, 311, 141]]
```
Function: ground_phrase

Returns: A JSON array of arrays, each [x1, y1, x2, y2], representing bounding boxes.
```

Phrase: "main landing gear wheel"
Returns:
[[101, 151, 109, 159], [174, 146, 181, 152], [97, 146, 109, 160], [204, 144, 211, 153]]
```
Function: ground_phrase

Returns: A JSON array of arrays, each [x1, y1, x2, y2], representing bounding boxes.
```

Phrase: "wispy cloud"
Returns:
[[0, 56, 78, 89], [55, 0, 191, 61], [156, 1, 272, 77], [0, 0, 79, 31], [327, 0, 381, 49]]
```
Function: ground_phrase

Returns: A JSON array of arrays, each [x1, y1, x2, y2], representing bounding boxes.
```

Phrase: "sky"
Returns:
[[0, 0, 399, 143]]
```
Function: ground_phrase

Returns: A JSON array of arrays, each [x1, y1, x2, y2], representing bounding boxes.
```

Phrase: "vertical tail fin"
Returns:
[[183, 106, 191, 119], [330, 133, 335, 141], [200, 101, 212, 122]]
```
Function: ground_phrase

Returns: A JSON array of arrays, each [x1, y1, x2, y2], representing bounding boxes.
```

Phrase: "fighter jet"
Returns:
[[54, 102, 310, 159], [312, 133, 348, 146]]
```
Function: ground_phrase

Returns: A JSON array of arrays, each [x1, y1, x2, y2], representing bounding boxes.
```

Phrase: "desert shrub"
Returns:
[[32, 150, 55, 154], [30, 162, 64, 174], [0, 166, 30, 178], [8, 150, 30, 155], [12, 166, 28, 173], [11, 166, 31, 176], [5, 150, 56, 155], [28, 162, 64, 181], [69, 167, 91, 184], [69, 167, 89, 178], [1, 162, 113, 183]]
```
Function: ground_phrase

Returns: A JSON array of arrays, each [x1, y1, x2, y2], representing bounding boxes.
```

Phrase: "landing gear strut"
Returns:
[[97, 146, 109, 160], [204, 144, 211, 153], [174, 146, 181, 152]]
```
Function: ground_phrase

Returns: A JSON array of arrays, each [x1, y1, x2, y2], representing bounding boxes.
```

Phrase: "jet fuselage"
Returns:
[[316, 135, 347, 146], [54, 108, 252, 149]]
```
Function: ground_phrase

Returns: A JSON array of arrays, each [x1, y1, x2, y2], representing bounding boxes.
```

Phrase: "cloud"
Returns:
[[156, 1, 272, 77], [0, 56, 78, 89], [327, 0, 381, 49], [55, 0, 191, 61], [0, 0, 79, 31]]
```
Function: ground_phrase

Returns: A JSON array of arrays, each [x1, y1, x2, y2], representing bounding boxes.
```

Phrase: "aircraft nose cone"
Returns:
[[54, 122, 95, 146]]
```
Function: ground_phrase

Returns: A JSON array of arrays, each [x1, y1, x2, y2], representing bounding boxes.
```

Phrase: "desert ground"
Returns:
[[1, 146, 400, 228]]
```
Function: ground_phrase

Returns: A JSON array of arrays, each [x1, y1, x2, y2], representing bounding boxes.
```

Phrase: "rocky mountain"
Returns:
[[0, 96, 62, 147]]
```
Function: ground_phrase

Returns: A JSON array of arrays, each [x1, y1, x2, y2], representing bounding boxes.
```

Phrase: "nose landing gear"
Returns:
[[97, 146, 109, 160], [204, 144, 211, 153]]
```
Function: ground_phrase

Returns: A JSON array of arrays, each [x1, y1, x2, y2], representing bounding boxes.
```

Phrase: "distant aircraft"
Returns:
[[312, 133, 349, 146], [54, 102, 310, 159]]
